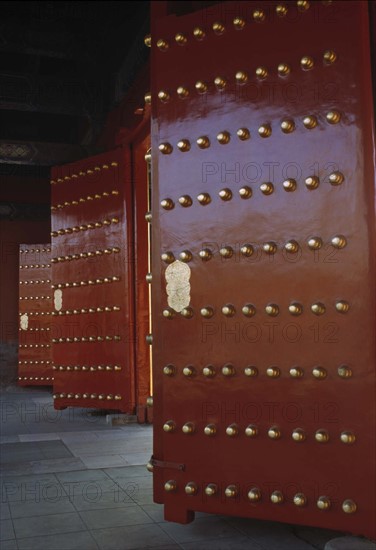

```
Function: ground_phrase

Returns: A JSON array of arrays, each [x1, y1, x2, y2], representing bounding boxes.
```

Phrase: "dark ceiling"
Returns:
[[0, 0, 149, 177]]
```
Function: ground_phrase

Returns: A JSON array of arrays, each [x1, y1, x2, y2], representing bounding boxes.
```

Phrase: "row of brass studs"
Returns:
[[51, 190, 119, 210], [20, 280, 51, 285], [18, 327, 50, 332], [51, 276, 121, 289], [53, 364, 122, 372], [50, 162, 118, 184], [20, 264, 51, 269], [19, 376, 53, 382], [152, 3, 329, 50], [19, 362, 52, 367], [19, 311, 51, 316], [51, 335, 122, 344], [161, 178, 344, 211], [163, 480, 356, 514], [157, 55, 337, 103], [52, 306, 121, 316], [53, 393, 122, 400], [159, 116, 341, 155], [19, 296, 51, 300], [20, 248, 51, 254], [162, 422, 356, 444], [19, 344, 51, 348], [163, 301, 350, 319], [51, 217, 120, 237], [163, 365, 353, 379], [161, 236, 346, 263], [51, 248, 121, 263]]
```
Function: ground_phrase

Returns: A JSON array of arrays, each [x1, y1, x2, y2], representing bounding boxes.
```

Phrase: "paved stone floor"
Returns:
[[0, 384, 371, 550]]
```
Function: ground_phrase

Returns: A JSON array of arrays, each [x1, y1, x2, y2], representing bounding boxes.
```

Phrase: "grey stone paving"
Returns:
[[0, 384, 373, 549]]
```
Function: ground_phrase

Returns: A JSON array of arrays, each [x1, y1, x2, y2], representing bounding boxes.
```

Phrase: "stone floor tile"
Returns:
[[70, 489, 134, 511], [0, 519, 15, 540], [159, 516, 243, 544], [17, 530, 99, 550], [90, 523, 177, 550], [181, 535, 264, 550], [79, 505, 153, 529], [10, 496, 76, 518], [13, 512, 86, 538]]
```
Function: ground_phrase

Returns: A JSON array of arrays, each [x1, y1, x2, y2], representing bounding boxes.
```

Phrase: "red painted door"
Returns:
[[18, 244, 53, 385], [150, 0, 376, 538]]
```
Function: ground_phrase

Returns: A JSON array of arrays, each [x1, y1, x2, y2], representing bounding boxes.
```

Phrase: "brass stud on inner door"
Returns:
[[163, 421, 175, 433], [248, 488, 261, 502], [219, 188, 232, 201], [214, 76, 227, 90], [293, 493, 307, 507], [185, 482, 198, 495], [258, 124, 272, 138], [290, 367, 304, 378], [158, 90, 170, 103], [226, 424, 239, 437], [336, 300, 350, 313], [164, 480, 177, 492], [204, 424, 217, 436], [157, 39, 169, 51], [235, 71, 248, 84], [260, 182, 274, 195], [244, 366, 258, 377], [267, 367, 280, 378], [253, 9, 265, 21], [338, 365, 352, 378], [297, 0, 310, 10], [340, 431, 356, 444], [270, 491, 284, 504], [144, 35, 151, 47], [222, 304, 235, 317], [197, 192, 211, 205], [199, 248, 213, 261], [161, 198, 175, 210], [285, 240, 300, 253], [326, 110, 341, 124], [242, 304, 256, 317], [195, 80, 208, 93], [225, 485, 238, 498], [289, 302, 303, 315], [193, 27, 205, 40], [263, 242, 277, 254], [175, 33, 187, 45], [202, 365, 215, 377], [301, 56, 314, 70], [255, 66, 268, 80], [317, 496, 331, 510], [217, 131, 230, 144], [281, 119, 295, 133], [163, 308, 175, 319], [245, 424, 258, 437], [315, 429, 329, 443], [233, 16, 245, 29], [219, 246, 233, 258], [179, 250, 192, 262], [212, 21, 225, 34], [303, 115, 318, 129], [307, 237, 322, 250], [163, 365, 175, 376], [177, 86, 189, 99], [265, 304, 279, 316], [283, 178, 296, 191], [178, 195, 193, 207], [292, 428, 306, 442], [146, 461, 154, 472], [237, 128, 250, 141], [305, 175, 320, 190], [240, 243, 254, 256], [183, 366, 195, 376], [197, 136, 210, 149], [182, 422, 195, 434], [201, 307, 214, 318], [323, 49, 337, 64], [177, 139, 191, 152], [205, 483, 218, 495], [329, 171, 344, 185], [278, 63, 290, 76], [161, 252, 175, 263], [342, 500, 357, 514], [222, 364, 235, 377], [331, 235, 347, 249], [181, 307, 194, 319], [268, 426, 281, 439], [311, 303, 326, 315], [159, 143, 173, 154]]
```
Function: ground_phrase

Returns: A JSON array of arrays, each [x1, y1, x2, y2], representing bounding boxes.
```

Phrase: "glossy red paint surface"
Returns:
[[18, 244, 53, 386], [151, 0, 376, 538], [50, 148, 137, 413]]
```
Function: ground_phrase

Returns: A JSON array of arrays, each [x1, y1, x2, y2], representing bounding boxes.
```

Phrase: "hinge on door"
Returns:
[[150, 455, 185, 471]]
